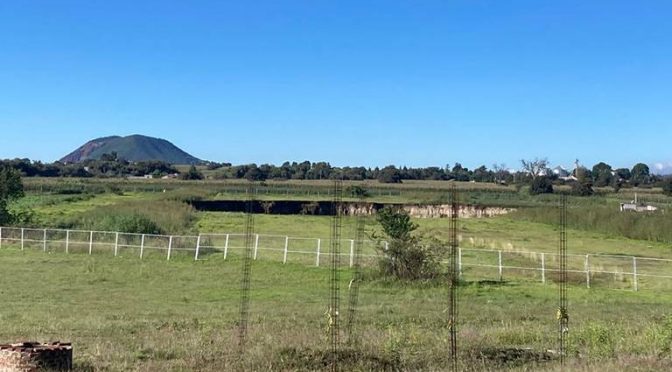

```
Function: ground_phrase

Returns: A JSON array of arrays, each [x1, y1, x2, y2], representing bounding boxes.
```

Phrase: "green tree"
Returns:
[[377, 166, 402, 184], [614, 168, 632, 181], [375, 207, 439, 280], [244, 166, 267, 182], [631, 163, 651, 185], [575, 166, 591, 184], [377, 206, 417, 241], [0, 166, 25, 225], [451, 163, 471, 182], [591, 162, 613, 187], [521, 158, 549, 180], [0, 166, 24, 200], [179, 165, 204, 180]]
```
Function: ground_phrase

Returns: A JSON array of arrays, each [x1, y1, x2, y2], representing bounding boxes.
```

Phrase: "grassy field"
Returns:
[[14, 188, 672, 257], [4, 179, 672, 370], [1, 248, 672, 371], [21, 177, 672, 208]]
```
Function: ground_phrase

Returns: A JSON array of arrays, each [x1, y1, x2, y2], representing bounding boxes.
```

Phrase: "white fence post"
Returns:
[[384, 241, 389, 251], [350, 239, 355, 268], [167, 236, 173, 261], [195, 235, 201, 261], [283, 236, 289, 264], [88, 231, 94, 255], [0, 226, 2, 249], [21, 228, 24, 250], [316, 238, 321, 267], [585, 254, 590, 289], [140, 234, 145, 259], [458, 248, 462, 278], [65, 230, 70, 254], [541, 253, 546, 284], [633, 257, 638, 292], [253, 234, 259, 260], [498, 250, 503, 281], [224, 234, 230, 259], [114, 232, 119, 257], [43, 229, 47, 252]]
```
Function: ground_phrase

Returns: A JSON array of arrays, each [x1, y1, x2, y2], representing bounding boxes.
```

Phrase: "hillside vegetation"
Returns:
[[60, 134, 202, 164]]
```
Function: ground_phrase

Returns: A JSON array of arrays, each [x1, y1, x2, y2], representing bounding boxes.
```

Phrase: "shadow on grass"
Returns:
[[470, 347, 556, 368], [273, 347, 402, 371]]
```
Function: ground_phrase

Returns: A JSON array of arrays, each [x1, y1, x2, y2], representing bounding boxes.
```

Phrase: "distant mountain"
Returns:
[[60, 135, 203, 164]]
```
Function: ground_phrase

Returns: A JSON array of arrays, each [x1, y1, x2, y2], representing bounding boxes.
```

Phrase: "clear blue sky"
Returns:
[[1, 1, 671, 172]]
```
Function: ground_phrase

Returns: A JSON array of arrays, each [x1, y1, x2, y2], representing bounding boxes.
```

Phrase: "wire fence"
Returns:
[[1, 226, 671, 291]]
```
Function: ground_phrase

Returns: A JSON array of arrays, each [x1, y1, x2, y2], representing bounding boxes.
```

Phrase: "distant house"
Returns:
[[552, 166, 569, 178], [552, 166, 577, 181]]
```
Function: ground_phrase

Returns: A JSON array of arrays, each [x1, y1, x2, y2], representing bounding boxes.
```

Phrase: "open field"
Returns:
[[18, 190, 669, 260], [21, 177, 672, 208], [3, 178, 672, 370], [1, 249, 672, 371]]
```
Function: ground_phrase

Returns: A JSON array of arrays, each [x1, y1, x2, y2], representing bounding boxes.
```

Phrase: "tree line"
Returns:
[[0, 154, 178, 178], [205, 160, 666, 187], [0, 156, 669, 191]]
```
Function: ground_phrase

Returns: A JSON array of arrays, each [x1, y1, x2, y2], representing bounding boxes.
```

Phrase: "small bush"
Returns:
[[569, 323, 622, 358], [63, 200, 195, 234], [93, 213, 162, 234], [663, 179, 672, 197], [345, 185, 369, 198], [571, 181, 594, 196], [375, 207, 441, 280], [529, 177, 554, 195], [377, 239, 442, 280]]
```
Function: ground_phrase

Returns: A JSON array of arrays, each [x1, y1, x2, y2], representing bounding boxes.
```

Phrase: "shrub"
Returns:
[[570, 181, 594, 196], [663, 178, 672, 197], [569, 323, 621, 358], [377, 239, 441, 280], [179, 165, 204, 180], [377, 206, 417, 240], [375, 207, 441, 280], [529, 177, 553, 195], [63, 200, 195, 234], [94, 213, 163, 234], [345, 185, 369, 198]]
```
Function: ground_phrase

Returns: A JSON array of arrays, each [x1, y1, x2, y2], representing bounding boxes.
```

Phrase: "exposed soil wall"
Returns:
[[190, 200, 512, 218]]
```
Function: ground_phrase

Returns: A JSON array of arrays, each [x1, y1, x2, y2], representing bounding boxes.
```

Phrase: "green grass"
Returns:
[[15, 192, 154, 225], [6, 180, 672, 370], [195, 212, 672, 259], [23, 177, 672, 208], [0, 248, 671, 371]]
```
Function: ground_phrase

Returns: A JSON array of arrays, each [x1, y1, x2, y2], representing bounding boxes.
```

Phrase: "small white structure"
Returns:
[[620, 203, 658, 212], [620, 194, 658, 212]]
